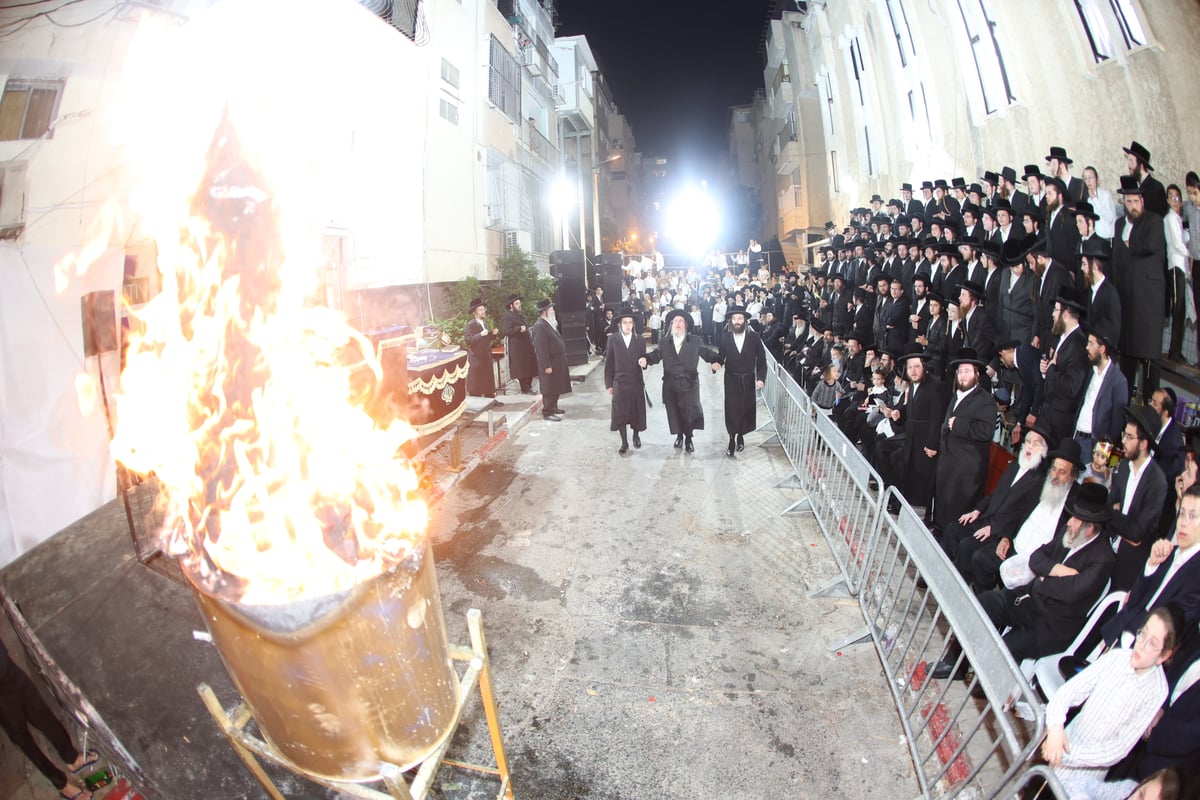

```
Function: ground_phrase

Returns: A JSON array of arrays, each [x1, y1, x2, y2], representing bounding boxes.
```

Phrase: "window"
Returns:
[[955, 0, 1015, 114], [487, 35, 521, 122], [846, 37, 877, 176], [885, 0, 917, 66], [830, 151, 840, 194], [735, 109, 751, 124], [0, 80, 63, 141], [1074, 0, 1147, 62], [440, 58, 459, 89], [438, 98, 459, 125]]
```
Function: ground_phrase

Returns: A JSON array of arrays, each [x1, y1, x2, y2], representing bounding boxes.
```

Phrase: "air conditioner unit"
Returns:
[[0, 161, 27, 239], [506, 230, 533, 255]]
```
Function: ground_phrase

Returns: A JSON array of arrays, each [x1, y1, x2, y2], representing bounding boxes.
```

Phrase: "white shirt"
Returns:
[[1122, 458, 1151, 516], [1074, 359, 1111, 435], [1090, 273, 1106, 301], [732, 332, 745, 353], [1012, 492, 1069, 554], [621, 332, 632, 347]]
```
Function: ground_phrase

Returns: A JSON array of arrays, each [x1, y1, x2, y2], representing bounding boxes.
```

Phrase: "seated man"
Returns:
[[983, 439, 1082, 594], [940, 421, 1051, 586], [977, 482, 1115, 663]]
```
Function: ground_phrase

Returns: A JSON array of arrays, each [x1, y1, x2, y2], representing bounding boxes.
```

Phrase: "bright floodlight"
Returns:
[[551, 175, 575, 215], [665, 186, 720, 255]]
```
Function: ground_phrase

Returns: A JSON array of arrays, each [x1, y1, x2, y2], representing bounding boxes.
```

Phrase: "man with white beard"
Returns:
[[940, 422, 1052, 588], [982, 440, 1082, 593], [977, 482, 1116, 663], [644, 309, 720, 453]]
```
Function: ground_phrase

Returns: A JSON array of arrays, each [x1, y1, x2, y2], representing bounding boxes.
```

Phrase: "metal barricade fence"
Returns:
[[756, 353, 1064, 799], [861, 487, 1047, 798]]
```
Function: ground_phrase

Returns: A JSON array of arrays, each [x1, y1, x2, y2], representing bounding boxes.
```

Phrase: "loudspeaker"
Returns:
[[550, 249, 586, 313], [598, 253, 624, 302], [558, 310, 590, 366]]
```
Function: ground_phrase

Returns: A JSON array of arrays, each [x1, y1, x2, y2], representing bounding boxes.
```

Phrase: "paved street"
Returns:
[[428, 356, 916, 799]]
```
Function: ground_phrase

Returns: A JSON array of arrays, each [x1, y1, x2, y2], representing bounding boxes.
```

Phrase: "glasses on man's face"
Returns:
[[1179, 508, 1200, 523], [1122, 431, 1139, 442], [1135, 627, 1164, 653]]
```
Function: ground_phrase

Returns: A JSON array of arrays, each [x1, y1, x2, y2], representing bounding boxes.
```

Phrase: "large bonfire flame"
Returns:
[[110, 110, 425, 605]]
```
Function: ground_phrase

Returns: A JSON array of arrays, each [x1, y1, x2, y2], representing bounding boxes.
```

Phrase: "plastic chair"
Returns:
[[1027, 589, 1127, 703]]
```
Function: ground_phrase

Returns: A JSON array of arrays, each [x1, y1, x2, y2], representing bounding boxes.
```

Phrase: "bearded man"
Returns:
[[644, 309, 720, 453], [932, 348, 999, 531], [530, 299, 571, 422], [711, 305, 767, 457]]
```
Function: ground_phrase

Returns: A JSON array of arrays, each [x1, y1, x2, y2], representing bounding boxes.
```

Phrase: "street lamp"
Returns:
[[593, 153, 621, 257]]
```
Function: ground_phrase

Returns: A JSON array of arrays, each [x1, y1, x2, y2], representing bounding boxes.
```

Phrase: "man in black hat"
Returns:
[[1023, 164, 1046, 211], [958, 279, 1000, 365], [1031, 289, 1090, 443], [1000, 166, 1026, 218], [882, 277, 911, 352], [889, 343, 947, 516], [1113, 173, 1166, 400], [1046, 146, 1084, 205], [644, 309, 720, 452], [712, 306, 767, 457], [531, 299, 571, 421], [1079, 236, 1121, 348], [604, 307, 648, 454], [976, 482, 1115, 662], [465, 298, 499, 398], [1108, 404, 1168, 589], [849, 285, 872, 344], [901, 182, 923, 218], [501, 294, 537, 394], [919, 180, 936, 217], [1123, 140, 1168, 218], [981, 171, 1000, 208], [1031, 238, 1074, 350], [997, 237, 1037, 345], [991, 198, 1015, 245], [940, 421, 1051, 588], [960, 204, 981, 242], [1070, 328, 1129, 460], [1043, 177, 1081, 275], [931, 348, 998, 531]]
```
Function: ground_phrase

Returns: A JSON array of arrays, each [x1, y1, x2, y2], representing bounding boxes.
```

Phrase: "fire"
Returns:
[[110, 110, 425, 604]]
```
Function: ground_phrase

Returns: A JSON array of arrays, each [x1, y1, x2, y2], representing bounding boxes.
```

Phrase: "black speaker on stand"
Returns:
[[599, 253, 624, 304], [550, 249, 589, 366]]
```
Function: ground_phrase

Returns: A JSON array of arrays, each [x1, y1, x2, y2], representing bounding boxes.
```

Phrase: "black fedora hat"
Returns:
[[1049, 438, 1085, 472], [1024, 417, 1056, 450], [535, 298, 554, 313], [1056, 287, 1088, 317], [968, 182, 984, 195], [726, 305, 750, 320], [888, 197, 904, 210], [506, 293, 521, 306], [1022, 205, 1044, 223], [1045, 145, 1073, 165], [981, 170, 1000, 186], [664, 308, 691, 330], [1084, 324, 1117, 355], [469, 297, 486, 312], [927, 290, 947, 306], [934, 178, 949, 190], [1022, 164, 1043, 180], [1045, 176, 1068, 196], [1070, 201, 1100, 221], [871, 194, 884, 203], [613, 304, 637, 323], [896, 341, 932, 364], [976, 239, 1002, 261], [1001, 234, 1032, 267], [1117, 174, 1144, 196], [992, 197, 1013, 213], [901, 182, 914, 192], [958, 280, 987, 300], [961, 202, 981, 217], [1081, 236, 1113, 261], [1000, 166, 1018, 184], [952, 176, 967, 189], [921, 180, 934, 191], [1123, 141, 1154, 171], [1125, 403, 1162, 443], [949, 347, 986, 369], [997, 338, 1021, 353], [825, 220, 837, 229], [1066, 482, 1112, 524]]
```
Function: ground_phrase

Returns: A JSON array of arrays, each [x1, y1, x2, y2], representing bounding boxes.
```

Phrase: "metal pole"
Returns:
[[592, 166, 601, 257]]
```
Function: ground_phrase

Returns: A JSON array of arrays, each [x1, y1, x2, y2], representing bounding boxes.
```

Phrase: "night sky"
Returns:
[[554, 0, 775, 164]]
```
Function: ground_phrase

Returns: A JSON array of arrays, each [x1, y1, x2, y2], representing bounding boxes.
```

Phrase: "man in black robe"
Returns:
[[645, 310, 719, 452], [889, 343, 947, 516], [465, 298, 498, 398], [932, 348, 998, 531], [500, 294, 536, 394], [712, 306, 767, 457], [531, 299, 571, 422], [605, 307, 648, 455]]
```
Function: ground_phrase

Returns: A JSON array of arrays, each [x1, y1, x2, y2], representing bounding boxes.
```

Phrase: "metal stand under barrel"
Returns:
[[197, 608, 514, 800]]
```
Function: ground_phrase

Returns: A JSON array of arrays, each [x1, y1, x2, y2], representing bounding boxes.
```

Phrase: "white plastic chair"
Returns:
[[1027, 589, 1127, 703]]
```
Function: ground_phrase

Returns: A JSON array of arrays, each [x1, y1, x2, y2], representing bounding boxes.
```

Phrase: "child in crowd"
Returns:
[[811, 364, 843, 410]]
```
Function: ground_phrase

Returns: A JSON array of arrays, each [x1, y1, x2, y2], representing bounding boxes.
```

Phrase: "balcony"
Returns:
[[775, 129, 801, 176], [523, 121, 557, 166], [779, 205, 806, 237]]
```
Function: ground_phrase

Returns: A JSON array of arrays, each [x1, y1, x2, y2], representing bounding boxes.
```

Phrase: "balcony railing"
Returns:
[[524, 121, 556, 165]]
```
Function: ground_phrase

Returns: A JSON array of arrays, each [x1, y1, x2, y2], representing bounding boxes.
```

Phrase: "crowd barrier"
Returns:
[[759, 351, 1061, 800]]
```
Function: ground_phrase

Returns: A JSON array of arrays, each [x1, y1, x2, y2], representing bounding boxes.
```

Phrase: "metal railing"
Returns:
[[758, 350, 1061, 799]]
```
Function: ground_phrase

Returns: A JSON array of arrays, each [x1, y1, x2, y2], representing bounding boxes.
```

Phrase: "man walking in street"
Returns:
[[712, 305, 767, 457], [605, 306, 649, 455], [501, 294, 536, 395], [644, 309, 720, 452], [531, 299, 570, 422]]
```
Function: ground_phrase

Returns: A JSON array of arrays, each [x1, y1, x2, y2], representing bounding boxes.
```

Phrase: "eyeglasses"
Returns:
[[1135, 627, 1164, 653], [1121, 431, 1140, 441], [1178, 509, 1200, 523]]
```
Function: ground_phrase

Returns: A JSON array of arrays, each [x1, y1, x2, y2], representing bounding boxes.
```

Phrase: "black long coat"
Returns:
[[1113, 212, 1167, 360], [896, 375, 947, 507], [531, 317, 572, 398], [501, 308, 536, 381], [933, 385, 997, 530], [998, 268, 1036, 345], [1038, 326, 1089, 444], [464, 317, 496, 396], [604, 332, 647, 432], [716, 330, 768, 435], [645, 334, 719, 434], [1087, 273, 1122, 348]]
